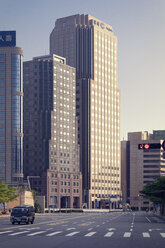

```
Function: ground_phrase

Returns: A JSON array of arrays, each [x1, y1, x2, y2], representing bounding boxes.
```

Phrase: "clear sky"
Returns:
[[0, 0, 165, 139]]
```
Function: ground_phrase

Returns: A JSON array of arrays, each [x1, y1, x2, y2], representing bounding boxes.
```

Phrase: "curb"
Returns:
[[0, 215, 10, 218], [153, 213, 165, 221]]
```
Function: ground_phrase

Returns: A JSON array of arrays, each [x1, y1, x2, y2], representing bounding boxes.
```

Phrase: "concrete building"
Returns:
[[23, 54, 82, 208], [50, 14, 121, 208], [121, 131, 165, 210], [0, 31, 23, 184]]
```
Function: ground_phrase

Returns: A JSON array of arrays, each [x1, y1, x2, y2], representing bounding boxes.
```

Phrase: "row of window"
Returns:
[[51, 188, 79, 193], [92, 179, 119, 183], [51, 173, 79, 179], [51, 181, 79, 186], [91, 173, 120, 177]]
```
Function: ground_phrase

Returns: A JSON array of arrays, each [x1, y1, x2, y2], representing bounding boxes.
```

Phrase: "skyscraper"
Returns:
[[0, 31, 23, 184], [50, 14, 120, 208], [23, 54, 82, 208]]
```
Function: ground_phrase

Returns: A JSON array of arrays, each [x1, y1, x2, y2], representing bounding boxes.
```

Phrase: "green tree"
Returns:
[[140, 177, 165, 215], [0, 181, 19, 213]]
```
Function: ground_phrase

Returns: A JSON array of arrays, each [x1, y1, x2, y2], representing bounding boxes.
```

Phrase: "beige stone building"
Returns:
[[121, 131, 165, 210], [50, 14, 121, 208], [8, 191, 34, 209]]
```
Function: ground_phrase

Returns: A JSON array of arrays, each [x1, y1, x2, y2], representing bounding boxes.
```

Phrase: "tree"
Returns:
[[0, 181, 19, 213], [140, 177, 165, 215]]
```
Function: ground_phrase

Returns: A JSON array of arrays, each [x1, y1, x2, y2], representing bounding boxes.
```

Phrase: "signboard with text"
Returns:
[[0, 31, 16, 47]]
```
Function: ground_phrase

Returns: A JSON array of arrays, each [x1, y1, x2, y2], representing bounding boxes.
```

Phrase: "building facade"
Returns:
[[0, 31, 23, 184], [23, 54, 82, 208], [50, 14, 121, 208], [121, 131, 165, 210]]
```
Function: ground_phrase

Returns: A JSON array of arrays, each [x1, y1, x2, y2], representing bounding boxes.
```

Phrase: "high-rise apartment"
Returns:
[[0, 31, 23, 184], [50, 14, 120, 208], [121, 131, 165, 210], [23, 54, 82, 208]]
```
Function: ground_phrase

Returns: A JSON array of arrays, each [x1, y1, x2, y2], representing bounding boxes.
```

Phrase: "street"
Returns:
[[0, 211, 165, 248]]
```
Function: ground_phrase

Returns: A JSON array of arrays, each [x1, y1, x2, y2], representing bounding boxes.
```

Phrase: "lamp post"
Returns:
[[138, 194, 141, 211]]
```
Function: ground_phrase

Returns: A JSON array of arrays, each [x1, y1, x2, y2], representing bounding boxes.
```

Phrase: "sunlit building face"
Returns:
[[50, 14, 120, 208]]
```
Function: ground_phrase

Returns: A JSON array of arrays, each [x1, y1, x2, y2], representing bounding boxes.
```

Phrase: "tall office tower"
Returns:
[[0, 31, 23, 184], [24, 54, 82, 208], [50, 14, 120, 208], [121, 131, 165, 210]]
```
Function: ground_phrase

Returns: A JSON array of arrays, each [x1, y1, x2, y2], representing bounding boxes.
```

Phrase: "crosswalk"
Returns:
[[0, 229, 165, 239]]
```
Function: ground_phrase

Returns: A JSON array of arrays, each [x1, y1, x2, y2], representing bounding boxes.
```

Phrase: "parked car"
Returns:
[[10, 205, 35, 224]]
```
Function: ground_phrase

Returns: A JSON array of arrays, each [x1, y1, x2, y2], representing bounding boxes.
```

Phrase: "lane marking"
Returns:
[[9, 231, 30, 236], [130, 229, 133, 232], [88, 228, 93, 231], [0, 230, 13, 234], [108, 228, 116, 231], [46, 231, 62, 236], [143, 232, 150, 238], [149, 228, 161, 232], [66, 228, 76, 231], [48, 221, 67, 226], [160, 233, 165, 238], [104, 232, 114, 237], [66, 231, 80, 237], [79, 222, 94, 226], [19, 227, 40, 230], [85, 232, 96, 237], [27, 231, 46, 236], [146, 217, 151, 223], [123, 232, 131, 238]]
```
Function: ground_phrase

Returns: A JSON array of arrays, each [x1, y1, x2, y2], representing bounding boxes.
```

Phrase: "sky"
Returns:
[[0, 0, 165, 139]]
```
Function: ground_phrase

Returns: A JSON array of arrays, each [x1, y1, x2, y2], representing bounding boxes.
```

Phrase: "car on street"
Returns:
[[10, 205, 35, 224]]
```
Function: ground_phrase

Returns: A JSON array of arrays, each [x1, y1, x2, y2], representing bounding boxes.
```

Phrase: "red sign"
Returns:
[[162, 140, 165, 151], [144, 144, 150, 149]]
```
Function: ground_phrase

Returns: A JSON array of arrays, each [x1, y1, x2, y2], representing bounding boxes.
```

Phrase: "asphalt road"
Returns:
[[0, 211, 165, 248]]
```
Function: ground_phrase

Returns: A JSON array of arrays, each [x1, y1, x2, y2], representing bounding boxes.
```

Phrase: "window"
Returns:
[[0, 87, 5, 92], [0, 62, 5, 67], [0, 71, 4, 75], [0, 103, 5, 108], [0, 152, 5, 157], [0, 78, 4, 83], [0, 120, 5, 124]]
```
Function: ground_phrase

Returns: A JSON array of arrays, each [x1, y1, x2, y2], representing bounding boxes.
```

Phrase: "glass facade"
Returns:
[[12, 54, 23, 92], [0, 53, 5, 181], [12, 54, 23, 179], [12, 95, 23, 133], [12, 136, 23, 174]]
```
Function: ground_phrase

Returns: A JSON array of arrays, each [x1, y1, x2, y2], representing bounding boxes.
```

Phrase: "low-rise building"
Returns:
[[121, 131, 165, 210]]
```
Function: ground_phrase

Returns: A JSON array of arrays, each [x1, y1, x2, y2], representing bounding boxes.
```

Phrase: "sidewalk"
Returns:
[[152, 212, 165, 221], [0, 214, 10, 218]]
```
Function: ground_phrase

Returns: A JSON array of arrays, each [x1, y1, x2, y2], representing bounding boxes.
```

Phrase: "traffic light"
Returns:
[[138, 143, 161, 150]]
